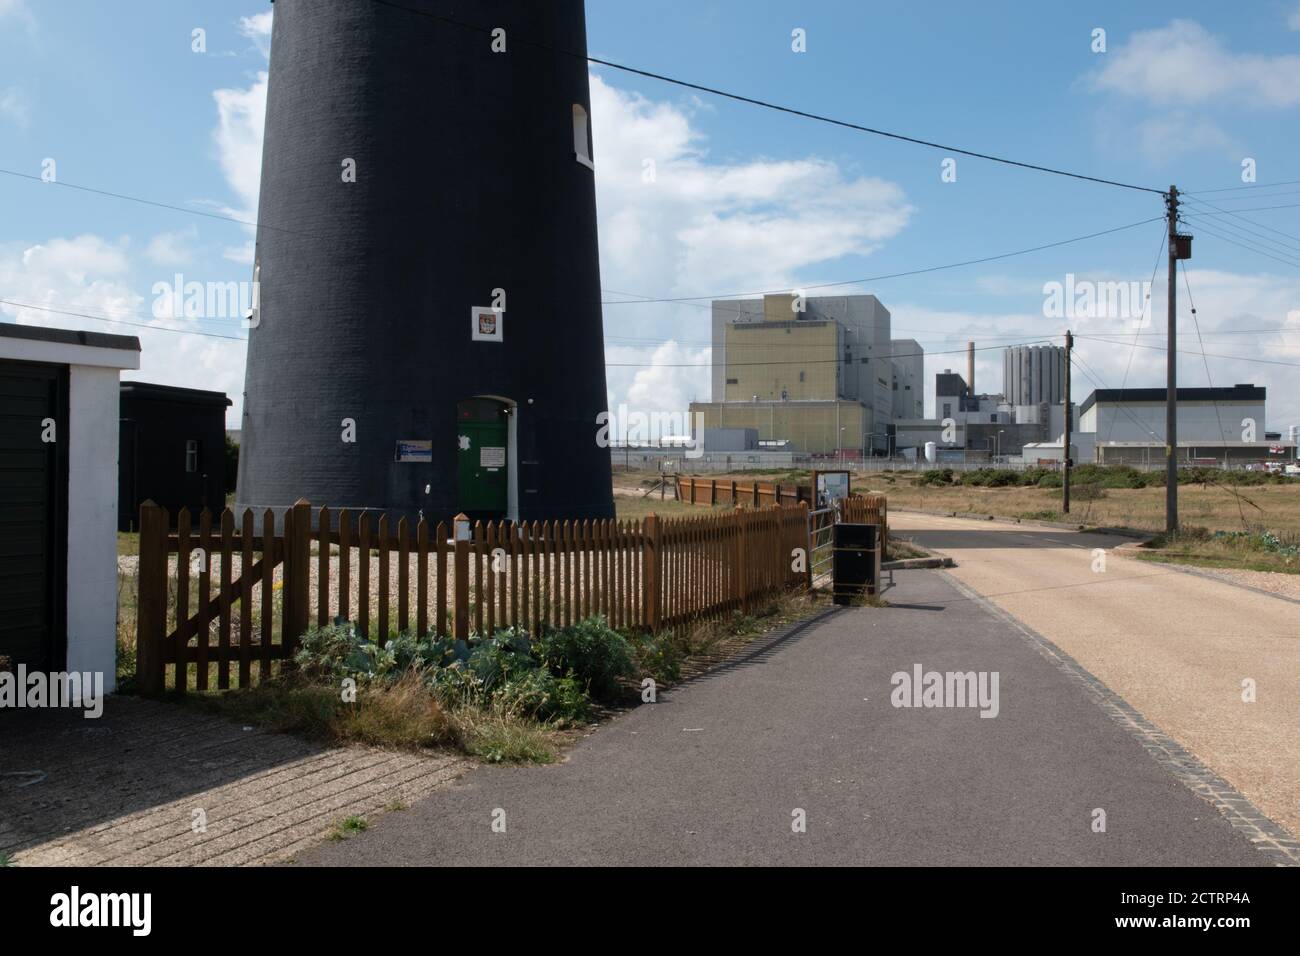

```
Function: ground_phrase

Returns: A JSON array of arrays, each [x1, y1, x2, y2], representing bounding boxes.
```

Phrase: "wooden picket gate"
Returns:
[[135, 499, 813, 696]]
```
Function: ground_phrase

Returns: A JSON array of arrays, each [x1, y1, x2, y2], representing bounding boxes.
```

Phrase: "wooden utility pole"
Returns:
[[1062, 330, 1072, 513], [1166, 186, 1183, 533]]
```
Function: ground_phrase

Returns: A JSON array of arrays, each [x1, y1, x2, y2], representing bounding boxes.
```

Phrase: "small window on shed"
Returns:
[[186, 440, 200, 473], [573, 104, 594, 169]]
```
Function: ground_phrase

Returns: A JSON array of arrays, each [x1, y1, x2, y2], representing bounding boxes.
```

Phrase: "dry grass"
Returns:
[[612, 495, 716, 520], [180, 668, 540, 756], [867, 472, 1300, 536], [1136, 528, 1300, 575]]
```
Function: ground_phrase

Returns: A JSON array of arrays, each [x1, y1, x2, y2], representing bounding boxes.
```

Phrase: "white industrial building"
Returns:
[[1079, 386, 1292, 466]]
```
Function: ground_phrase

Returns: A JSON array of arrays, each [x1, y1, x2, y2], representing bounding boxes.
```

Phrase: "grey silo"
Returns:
[[235, 0, 613, 525], [1003, 344, 1065, 406]]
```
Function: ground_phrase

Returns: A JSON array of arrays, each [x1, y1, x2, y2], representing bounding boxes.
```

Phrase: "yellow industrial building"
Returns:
[[693, 293, 884, 455], [691, 399, 871, 455]]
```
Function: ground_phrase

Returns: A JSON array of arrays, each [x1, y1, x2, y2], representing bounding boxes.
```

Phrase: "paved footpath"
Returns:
[[300, 568, 1287, 867], [890, 511, 1300, 842]]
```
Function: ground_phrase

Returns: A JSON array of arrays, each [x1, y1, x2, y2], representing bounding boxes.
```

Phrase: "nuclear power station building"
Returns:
[[236, 0, 614, 523], [691, 293, 922, 456]]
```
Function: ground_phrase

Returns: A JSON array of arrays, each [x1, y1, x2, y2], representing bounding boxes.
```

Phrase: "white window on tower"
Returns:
[[185, 439, 200, 473], [573, 104, 594, 170], [249, 260, 261, 328]]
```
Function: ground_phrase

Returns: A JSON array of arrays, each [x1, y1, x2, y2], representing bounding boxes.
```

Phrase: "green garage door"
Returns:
[[456, 399, 508, 516], [0, 360, 67, 672]]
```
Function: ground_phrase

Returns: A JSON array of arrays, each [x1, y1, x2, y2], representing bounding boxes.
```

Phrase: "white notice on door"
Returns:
[[480, 446, 506, 468]]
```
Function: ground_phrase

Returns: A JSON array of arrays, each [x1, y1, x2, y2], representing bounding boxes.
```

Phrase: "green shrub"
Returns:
[[293, 617, 633, 724], [494, 668, 589, 722], [918, 468, 954, 486], [537, 616, 635, 702], [1036, 473, 1062, 488]]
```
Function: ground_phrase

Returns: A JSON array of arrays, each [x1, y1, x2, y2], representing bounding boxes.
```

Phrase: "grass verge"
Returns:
[[1136, 527, 1300, 574]]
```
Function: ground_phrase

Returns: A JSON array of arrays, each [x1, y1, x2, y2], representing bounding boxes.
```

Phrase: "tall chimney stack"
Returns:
[[967, 341, 975, 398]]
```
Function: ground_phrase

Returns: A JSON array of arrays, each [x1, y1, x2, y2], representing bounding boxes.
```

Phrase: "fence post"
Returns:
[[453, 513, 470, 641], [135, 500, 168, 696], [795, 502, 806, 590], [735, 507, 748, 612], [284, 499, 312, 655], [643, 513, 661, 632]]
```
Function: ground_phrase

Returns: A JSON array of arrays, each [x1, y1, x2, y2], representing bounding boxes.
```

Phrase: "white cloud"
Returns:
[[211, 71, 268, 264], [1086, 20, 1300, 108], [0, 235, 248, 425], [604, 340, 712, 437], [0, 0, 33, 29], [144, 226, 199, 267], [1290, 5, 1300, 31], [591, 74, 913, 301], [238, 10, 273, 57], [0, 86, 30, 127], [1135, 112, 1235, 165]]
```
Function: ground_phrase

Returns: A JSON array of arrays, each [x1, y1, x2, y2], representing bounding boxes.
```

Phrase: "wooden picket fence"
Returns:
[[134, 499, 811, 695], [840, 493, 889, 556], [675, 475, 809, 509]]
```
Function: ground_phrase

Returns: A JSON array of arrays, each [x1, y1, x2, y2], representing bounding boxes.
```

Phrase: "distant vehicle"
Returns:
[[1285, 464, 1300, 477], [1264, 461, 1285, 475]]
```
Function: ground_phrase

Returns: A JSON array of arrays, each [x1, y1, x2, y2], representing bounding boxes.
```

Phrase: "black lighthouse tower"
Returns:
[[236, 0, 615, 524]]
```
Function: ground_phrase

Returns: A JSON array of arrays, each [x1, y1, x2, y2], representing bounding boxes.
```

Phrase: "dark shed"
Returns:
[[119, 382, 232, 531]]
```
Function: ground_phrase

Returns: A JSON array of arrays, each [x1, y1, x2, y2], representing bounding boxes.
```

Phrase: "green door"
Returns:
[[456, 401, 508, 515]]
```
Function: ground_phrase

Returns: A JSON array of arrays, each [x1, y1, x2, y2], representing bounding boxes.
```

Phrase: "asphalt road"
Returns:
[[890, 510, 1300, 840], [300, 567, 1270, 867]]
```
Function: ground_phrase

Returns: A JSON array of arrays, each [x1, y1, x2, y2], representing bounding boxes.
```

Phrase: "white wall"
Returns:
[[1094, 401, 1264, 443], [66, 365, 124, 691]]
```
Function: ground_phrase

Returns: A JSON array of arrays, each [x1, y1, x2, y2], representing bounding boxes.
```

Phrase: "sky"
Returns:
[[2, 0, 1298, 433]]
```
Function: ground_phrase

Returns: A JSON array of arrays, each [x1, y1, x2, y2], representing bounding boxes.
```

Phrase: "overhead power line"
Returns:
[[367, 0, 1165, 195], [1076, 334, 1300, 369], [0, 167, 306, 237], [1179, 195, 1300, 248], [604, 338, 1053, 368], [601, 217, 1164, 305], [1181, 217, 1300, 269], [0, 299, 249, 341], [1, 298, 1059, 371], [1180, 214, 1300, 263], [1184, 179, 1300, 195]]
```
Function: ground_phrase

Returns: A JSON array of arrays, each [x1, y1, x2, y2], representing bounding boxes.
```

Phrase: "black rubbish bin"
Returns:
[[833, 522, 880, 606]]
